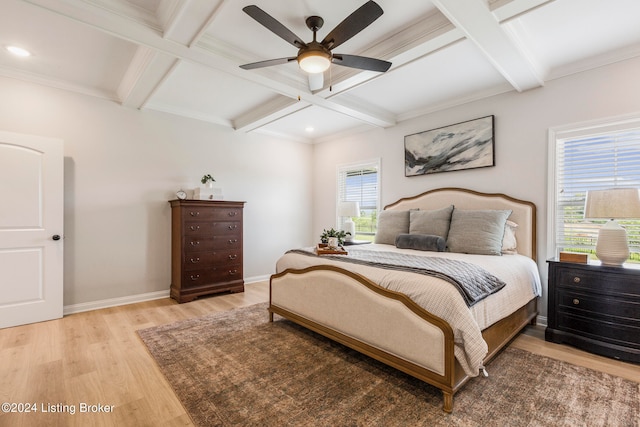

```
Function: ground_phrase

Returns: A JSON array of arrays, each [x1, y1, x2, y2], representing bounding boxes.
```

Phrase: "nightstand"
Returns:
[[343, 240, 371, 246], [545, 259, 640, 363]]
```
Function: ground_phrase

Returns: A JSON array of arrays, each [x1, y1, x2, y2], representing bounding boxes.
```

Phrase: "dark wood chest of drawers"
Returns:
[[545, 259, 640, 363], [169, 200, 245, 303]]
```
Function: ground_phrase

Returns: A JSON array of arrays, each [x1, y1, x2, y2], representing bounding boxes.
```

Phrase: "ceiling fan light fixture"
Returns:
[[298, 50, 331, 74]]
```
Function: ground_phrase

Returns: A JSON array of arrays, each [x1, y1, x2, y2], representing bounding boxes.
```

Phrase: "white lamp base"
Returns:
[[596, 220, 629, 266], [343, 219, 355, 242]]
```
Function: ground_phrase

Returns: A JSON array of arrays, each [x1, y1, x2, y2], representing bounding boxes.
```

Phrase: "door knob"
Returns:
[[52, 235, 61, 241]]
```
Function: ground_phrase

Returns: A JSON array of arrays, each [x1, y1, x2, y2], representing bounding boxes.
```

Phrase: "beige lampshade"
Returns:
[[338, 201, 360, 218], [584, 188, 640, 219]]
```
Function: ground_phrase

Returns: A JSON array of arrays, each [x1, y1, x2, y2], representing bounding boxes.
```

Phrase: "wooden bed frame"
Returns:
[[269, 188, 538, 412]]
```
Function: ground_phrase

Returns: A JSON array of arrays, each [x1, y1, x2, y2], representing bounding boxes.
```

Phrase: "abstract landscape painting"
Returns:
[[405, 115, 495, 176]]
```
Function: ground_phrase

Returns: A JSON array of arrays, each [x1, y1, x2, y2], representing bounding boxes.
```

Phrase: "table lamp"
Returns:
[[338, 201, 360, 242], [584, 188, 640, 265]]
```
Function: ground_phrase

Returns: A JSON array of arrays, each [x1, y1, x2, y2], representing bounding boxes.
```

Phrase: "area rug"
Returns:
[[138, 303, 639, 427]]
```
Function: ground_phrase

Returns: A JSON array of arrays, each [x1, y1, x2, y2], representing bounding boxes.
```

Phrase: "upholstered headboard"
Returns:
[[384, 188, 537, 261]]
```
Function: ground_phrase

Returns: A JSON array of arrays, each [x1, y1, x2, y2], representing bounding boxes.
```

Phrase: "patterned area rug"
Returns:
[[138, 303, 639, 427]]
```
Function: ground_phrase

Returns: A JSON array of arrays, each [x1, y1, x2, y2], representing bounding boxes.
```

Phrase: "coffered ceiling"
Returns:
[[2, 0, 639, 142]]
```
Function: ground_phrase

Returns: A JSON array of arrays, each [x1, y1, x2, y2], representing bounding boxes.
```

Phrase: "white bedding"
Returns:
[[276, 243, 542, 376]]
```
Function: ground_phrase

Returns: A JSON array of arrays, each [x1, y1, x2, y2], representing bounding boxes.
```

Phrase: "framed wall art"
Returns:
[[404, 115, 495, 177]]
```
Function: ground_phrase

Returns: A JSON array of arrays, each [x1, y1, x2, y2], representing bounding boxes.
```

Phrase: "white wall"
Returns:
[[0, 77, 314, 306], [313, 56, 640, 317]]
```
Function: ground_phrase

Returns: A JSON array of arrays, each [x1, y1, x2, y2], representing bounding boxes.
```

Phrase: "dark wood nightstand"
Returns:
[[545, 259, 640, 363]]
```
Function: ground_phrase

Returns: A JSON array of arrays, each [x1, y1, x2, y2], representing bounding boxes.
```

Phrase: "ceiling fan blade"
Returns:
[[243, 5, 307, 49], [332, 54, 391, 72], [240, 57, 297, 70], [308, 73, 324, 91], [321, 1, 383, 50]]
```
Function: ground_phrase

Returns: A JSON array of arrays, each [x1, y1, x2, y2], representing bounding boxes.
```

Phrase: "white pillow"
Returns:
[[502, 220, 518, 254]]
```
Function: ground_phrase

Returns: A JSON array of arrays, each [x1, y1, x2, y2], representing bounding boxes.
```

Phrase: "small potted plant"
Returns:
[[201, 174, 215, 188], [320, 228, 351, 248]]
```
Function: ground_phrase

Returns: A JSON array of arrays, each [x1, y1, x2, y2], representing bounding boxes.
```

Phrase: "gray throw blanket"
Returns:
[[288, 247, 506, 307]]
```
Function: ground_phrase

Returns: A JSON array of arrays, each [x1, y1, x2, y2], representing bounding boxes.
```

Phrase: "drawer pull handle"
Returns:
[[228, 254, 238, 260], [190, 211, 200, 217], [190, 257, 200, 263], [190, 241, 200, 246], [228, 211, 237, 217], [190, 225, 200, 231], [190, 274, 200, 280], [573, 298, 580, 305], [228, 239, 238, 244], [228, 224, 238, 230], [573, 277, 581, 283], [229, 269, 238, 275]]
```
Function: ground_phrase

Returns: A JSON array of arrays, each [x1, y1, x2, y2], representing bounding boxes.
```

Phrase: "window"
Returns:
[[549, 115, 640, 262], [337, 159, 380, 240]]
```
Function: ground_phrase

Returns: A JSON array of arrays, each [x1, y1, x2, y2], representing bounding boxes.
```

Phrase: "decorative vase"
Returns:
[[327, 237, 339, 249]]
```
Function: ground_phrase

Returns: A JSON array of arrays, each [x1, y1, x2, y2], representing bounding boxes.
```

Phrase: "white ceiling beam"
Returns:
[[118, 46, 179, 108], [431, 0, 544, 92], [23, 0, 395, 129], [490, 0, 556, 23]]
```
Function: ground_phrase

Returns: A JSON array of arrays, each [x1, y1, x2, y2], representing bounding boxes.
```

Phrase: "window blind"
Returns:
[[337, 160, 380, 236], [555, 127, 640, 257]]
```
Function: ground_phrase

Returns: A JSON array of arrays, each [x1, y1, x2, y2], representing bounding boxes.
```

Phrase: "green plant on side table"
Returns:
[[201, 174, 215, 185], [320, 228, 351, 246]]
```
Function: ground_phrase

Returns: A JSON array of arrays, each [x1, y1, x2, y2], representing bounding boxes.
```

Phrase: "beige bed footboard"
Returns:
[[269, 264, 460, 412]]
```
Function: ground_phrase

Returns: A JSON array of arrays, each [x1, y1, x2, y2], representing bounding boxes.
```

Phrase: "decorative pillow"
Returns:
[[502, 220, 518, 254], [446, 209, 512, 255], [409, 205, 454, 239], [374, 210, 410, 245], [395, 233, 446, 252]]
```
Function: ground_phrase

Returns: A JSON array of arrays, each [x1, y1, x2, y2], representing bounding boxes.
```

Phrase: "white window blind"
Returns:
[[337, 160, 380, 237], [553, 123, 640, 260]]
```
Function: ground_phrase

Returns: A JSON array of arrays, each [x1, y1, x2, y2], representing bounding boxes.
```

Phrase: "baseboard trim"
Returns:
[[63, 290, 170, 315], [63, 275, 272, 315]]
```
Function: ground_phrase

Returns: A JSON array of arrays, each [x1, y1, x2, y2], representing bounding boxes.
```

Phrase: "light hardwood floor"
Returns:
[[0, 281, 638, 427]]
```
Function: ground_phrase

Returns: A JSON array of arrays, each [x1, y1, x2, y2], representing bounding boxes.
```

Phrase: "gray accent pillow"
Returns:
[[395, 233, 446, 252], [447, 209, 512, 255], [374, 210, 410, 245], [409, 205, 454, 239]]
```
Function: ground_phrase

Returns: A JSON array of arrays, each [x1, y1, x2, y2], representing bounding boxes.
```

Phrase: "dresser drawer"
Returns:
[[182, 264, 243, 288], [184, 221, 241, 236], [181, 207, 242, 221], [183, 249, 242, 271], [183, 235, 242, 251]]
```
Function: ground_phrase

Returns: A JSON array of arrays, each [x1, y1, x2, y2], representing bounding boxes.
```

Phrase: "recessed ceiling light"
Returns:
[[6, 46, 31, 57], [305, 126, 315, 133]]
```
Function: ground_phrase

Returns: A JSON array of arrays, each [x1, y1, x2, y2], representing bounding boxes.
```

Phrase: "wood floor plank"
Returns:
[[0, 281, 636, 427]]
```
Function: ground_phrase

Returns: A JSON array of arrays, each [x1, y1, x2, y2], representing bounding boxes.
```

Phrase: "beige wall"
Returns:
[[312, 56, 640, 317], [0, 77, 314, 307]]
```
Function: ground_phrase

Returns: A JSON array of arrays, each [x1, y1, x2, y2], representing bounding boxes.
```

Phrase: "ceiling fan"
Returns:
[[239, 1, 392, 89]]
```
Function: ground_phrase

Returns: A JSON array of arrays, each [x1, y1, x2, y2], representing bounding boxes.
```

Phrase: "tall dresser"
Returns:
[[169, 200, 245, 303]]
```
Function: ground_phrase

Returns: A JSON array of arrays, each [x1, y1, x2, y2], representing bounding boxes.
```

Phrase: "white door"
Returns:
[[0, 131, 63, 328]]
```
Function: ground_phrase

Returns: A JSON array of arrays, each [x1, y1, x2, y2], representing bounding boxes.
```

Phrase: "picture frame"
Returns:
[[404, 115, 495, 177]]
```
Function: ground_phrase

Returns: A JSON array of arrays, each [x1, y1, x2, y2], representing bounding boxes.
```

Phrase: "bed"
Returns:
[[269, 188, 541, 412]]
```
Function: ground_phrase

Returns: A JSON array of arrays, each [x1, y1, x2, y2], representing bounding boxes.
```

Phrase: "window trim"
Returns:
[[336, 158, 381, 238], [547, 112, 640, 258]]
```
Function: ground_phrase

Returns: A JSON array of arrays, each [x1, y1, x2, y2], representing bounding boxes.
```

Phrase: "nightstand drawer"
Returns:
[[557, 290, 640, 323], [557, 268, 634, 295], [556, 311, 640, 350]]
